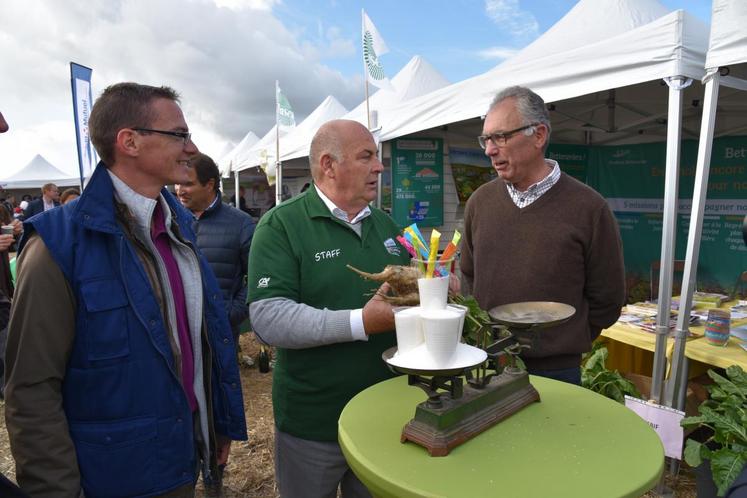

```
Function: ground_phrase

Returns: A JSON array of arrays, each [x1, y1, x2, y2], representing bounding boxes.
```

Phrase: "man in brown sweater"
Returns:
[[462, 86, 625, 384]]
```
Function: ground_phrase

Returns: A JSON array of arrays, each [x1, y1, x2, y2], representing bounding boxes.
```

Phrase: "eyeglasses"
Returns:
[[477, 123, 538, 149], [132, 127, 192, 145]]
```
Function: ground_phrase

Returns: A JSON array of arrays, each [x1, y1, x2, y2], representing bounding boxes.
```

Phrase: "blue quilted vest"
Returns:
[[21, 165, 247, 498]]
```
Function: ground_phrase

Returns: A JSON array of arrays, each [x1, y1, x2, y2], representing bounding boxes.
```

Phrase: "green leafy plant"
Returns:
[[681, 366, 747, 497], [450, 294, 526, 371], [450, 294, 491, 346], [580, 343, 640, 403]]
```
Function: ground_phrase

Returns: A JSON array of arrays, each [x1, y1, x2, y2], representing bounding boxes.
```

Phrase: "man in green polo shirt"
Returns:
[[247, 119, 409, 498]]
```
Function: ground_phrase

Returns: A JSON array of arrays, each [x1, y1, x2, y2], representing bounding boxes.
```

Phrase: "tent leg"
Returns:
[[651, 77, 688, 404], [665, 72, 720, 408], [235, 169, 240, 207]]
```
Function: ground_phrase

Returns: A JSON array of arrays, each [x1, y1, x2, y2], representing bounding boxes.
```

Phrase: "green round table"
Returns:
[[339, 375, 664, 498]]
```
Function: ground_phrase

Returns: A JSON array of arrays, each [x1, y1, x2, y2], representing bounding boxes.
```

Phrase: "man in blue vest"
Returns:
[[4, 83, 247, 497]]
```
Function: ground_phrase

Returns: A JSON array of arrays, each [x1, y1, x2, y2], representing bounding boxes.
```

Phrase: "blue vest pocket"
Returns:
[[80, 278, 131, 361], [70, 415, 158, 497]]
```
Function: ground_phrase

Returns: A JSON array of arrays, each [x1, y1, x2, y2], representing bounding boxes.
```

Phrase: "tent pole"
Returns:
[[650, 77, 687, 405], [664, 71, 721, 408], [234, 167, 240, 209]]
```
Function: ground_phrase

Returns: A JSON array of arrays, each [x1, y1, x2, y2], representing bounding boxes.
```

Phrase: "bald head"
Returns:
[[308, 119, 382, 218], [309, 120, 372, 181], [0, 111, 8, 133]]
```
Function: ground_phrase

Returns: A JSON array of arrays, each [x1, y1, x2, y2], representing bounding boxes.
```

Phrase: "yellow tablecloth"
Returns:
[[684, 336, 747, 370], [600, 306, 747, 376]]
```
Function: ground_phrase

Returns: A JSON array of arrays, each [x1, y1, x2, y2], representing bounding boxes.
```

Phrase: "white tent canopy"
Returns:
[[274, 95, 349, 164], [380, 2, 707, 142], [233, 125, 287, 173], [344, 55, 450, 129], [0, 154, 79, 189], [704, 0, 747, 72], [234, 55, 450, 173], [219, 131, 258, 177]]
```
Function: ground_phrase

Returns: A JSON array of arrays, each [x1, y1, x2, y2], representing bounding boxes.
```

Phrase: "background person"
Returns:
[[59, 188, 80, 205], [461, 86, 625, 385], [22, 183, 59, 219], [247, 119, 409, 498], [176, 152, 255, 345], [4, 82, 246, 497]]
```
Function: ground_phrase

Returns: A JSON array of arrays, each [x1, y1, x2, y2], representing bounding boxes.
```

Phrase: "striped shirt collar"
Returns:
[[505, 159, 561, 208], [314, 184, 371, 225]]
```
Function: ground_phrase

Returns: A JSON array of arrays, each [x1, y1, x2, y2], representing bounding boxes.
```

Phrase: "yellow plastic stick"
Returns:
[[426, 229, 440, 278]]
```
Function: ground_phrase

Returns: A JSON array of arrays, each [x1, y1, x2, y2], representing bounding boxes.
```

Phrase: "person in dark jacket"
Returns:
[[177, 152, 255, 343], [4, 82, 247, 497], [22, 183, 60, 219]]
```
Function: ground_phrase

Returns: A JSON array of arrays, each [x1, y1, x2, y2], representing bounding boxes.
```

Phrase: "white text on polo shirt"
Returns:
[[315, 248, 341, 262]]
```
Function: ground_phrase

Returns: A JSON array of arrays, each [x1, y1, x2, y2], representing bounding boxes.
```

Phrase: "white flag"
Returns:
[[362, 10, 393, 91], [276, 81, 295, 129]]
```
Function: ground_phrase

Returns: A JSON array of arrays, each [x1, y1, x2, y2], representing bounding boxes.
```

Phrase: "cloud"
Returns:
[[0, 0, 361, 175], [484, 0, 539, 39], [477, 46, 519, 61], [212, 0, 278, 11]]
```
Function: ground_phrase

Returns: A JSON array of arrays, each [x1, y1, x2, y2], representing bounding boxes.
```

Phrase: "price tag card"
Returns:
[[624, 395, 684, 459]]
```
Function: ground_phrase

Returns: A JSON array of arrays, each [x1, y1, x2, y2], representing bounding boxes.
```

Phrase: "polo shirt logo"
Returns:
[[257, 277, 270, 288], [384, 238, 401, 256]]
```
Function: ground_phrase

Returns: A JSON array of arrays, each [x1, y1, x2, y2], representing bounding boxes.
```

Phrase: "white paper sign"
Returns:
[[624, 395, 684, 459]]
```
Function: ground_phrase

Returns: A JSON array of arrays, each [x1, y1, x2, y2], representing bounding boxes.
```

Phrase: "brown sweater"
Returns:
[[461, 173, 625, 370]]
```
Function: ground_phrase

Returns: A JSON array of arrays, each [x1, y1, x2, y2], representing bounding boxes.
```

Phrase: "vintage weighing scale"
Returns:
[[383, 301, 575, 456]]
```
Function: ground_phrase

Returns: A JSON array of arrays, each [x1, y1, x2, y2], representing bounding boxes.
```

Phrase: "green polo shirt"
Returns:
[[247, 186, 410, 441]]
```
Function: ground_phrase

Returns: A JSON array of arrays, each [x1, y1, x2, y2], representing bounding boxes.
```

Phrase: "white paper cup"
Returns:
[[1, 225, 14, 236], [418, 276, 449, 311], [394, 306, 424, 355], [446, 304, 467, 340], [421, 308, 462, 366]]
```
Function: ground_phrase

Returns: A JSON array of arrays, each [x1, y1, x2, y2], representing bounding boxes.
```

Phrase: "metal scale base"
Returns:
[[401, 368, 539, 457]]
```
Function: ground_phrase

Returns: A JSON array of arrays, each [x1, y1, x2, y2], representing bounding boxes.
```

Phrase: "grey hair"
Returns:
[[488, 86, 552, 151]]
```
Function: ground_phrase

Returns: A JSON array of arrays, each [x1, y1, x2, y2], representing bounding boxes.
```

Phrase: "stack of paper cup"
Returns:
[[705, 309, 730, 347], [392, 256, 466, 367], [421, 308, 463, 365], [394, 306, 424, 355]]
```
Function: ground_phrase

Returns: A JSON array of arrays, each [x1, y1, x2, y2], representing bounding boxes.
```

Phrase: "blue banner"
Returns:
[[70, 62, 96, 188]]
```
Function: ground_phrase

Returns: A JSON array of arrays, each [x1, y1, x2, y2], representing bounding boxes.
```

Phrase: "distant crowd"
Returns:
[[0, 183, 80, 226]]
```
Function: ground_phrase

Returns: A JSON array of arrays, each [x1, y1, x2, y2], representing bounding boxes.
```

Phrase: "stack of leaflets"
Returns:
[[619, 302, 698, 336], [691, 291, 728, 308]]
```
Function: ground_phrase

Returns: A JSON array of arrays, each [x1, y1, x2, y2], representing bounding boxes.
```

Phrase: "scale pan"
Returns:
[[488, 301, 575, 329], [382, 343, 487, 377]]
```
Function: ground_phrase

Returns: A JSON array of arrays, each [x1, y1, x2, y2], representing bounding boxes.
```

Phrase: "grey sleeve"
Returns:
[[249, 297, 356, 349]]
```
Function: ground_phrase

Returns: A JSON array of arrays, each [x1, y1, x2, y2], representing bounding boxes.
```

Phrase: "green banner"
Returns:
[[547, 144, 588, 183], [392, 138, 443, 227], [591, 137, 747, 299]]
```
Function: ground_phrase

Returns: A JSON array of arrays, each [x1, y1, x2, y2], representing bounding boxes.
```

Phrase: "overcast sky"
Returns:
[[0, 0, 710, 178]]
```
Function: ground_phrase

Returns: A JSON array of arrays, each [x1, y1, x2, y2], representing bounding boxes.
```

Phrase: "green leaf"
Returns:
[[709, 448, 746, 496], [709, 369, 747, 403], [684, 439, 704, 467]]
